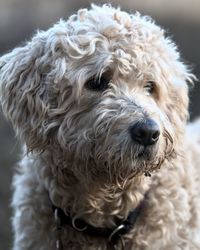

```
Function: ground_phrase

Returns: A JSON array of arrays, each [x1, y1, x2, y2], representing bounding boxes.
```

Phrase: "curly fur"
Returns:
[[1, 4, 200, 250]]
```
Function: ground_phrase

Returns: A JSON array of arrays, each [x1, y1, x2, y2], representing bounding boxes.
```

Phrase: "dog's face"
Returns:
[[0, 5, 193, 184]]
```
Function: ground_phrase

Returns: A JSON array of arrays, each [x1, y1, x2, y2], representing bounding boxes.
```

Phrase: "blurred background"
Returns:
[[0, 0, 199, 249]]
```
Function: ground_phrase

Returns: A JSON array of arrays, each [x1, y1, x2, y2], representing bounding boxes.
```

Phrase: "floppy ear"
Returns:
[[155, 43, 194, 124], [0, 31, 68, 151], [167, 79, 190, 122], [161, 59, 195, 136]]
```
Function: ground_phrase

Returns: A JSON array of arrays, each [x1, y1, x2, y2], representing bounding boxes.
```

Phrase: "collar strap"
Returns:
[[53, 199, 145, 245]]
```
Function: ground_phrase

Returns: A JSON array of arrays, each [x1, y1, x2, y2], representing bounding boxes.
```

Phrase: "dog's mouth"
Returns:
[[104, 145, 160, 175], [137, 145, 157, 160], [82, 142, 169, 187], [82, 129, 174, 184]]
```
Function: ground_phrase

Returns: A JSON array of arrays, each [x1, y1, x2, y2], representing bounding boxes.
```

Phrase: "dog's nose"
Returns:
[[129, 119, 160, 146]]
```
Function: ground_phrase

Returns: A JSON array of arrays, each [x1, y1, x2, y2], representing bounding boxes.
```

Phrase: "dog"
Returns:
[[1, 4, 200, 250]]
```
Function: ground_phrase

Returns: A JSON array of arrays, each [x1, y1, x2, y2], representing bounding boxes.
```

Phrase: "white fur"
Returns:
[[0, 4, 200, 250]]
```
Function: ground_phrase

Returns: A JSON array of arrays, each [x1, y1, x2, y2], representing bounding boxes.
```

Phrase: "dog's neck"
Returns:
[[53, 177, 149, 228], [38, 151, 151, 228]]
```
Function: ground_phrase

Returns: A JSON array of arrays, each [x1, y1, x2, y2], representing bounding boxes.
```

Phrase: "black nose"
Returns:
[[129, 119, 160, 146]]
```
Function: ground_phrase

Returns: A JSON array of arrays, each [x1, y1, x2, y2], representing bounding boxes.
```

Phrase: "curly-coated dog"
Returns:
[[1, 4, 200, 250]]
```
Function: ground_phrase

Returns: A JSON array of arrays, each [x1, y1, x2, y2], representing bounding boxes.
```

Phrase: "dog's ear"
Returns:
[[0, 31, 68, 151], [163, 60, 195, 126]]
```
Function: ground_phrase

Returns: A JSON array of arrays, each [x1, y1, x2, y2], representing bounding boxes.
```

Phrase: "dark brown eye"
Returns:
[[85, 71, 112, 91], [144, 81, 155, 95]]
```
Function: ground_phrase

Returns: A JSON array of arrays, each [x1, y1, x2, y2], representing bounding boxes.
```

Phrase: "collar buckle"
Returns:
[[72, 217, 88, 232]]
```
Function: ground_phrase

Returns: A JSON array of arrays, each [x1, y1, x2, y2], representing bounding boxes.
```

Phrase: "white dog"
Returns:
[[1, 4, 200, 250]]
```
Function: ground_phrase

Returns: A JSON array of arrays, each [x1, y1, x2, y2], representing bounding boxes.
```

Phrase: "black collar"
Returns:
[[52, 198, 145, 248]]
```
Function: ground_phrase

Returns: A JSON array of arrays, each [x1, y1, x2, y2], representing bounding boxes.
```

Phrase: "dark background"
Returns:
[[0, 1, 199, 249]]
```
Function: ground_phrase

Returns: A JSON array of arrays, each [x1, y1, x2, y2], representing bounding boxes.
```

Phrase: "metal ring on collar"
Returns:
[[72, 217, 88, 232], [108, 224, 125, 242]]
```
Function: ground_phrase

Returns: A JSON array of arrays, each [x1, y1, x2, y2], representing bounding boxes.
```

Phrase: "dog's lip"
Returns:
[[137, 146, 155, 160], [138, 147, 148, 157], [138, 150, 145, 157]]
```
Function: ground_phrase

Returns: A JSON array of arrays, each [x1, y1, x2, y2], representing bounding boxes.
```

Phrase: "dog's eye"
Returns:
[[144, 81, 155, 95], [85, 73, 111, 91]]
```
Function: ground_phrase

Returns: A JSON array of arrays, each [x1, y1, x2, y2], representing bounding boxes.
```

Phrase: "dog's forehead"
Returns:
[[67, 5, 164, 50], [69, 5, 162, 37], [48, 5, 191, 91], [63, 6, 168, 77]]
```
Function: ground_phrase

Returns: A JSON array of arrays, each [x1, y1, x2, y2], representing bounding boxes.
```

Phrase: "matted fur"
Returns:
[[1, 4, 200, 250]]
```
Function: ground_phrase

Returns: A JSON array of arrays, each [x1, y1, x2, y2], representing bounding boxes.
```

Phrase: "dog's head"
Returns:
[[0, 5, 194, 184]]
